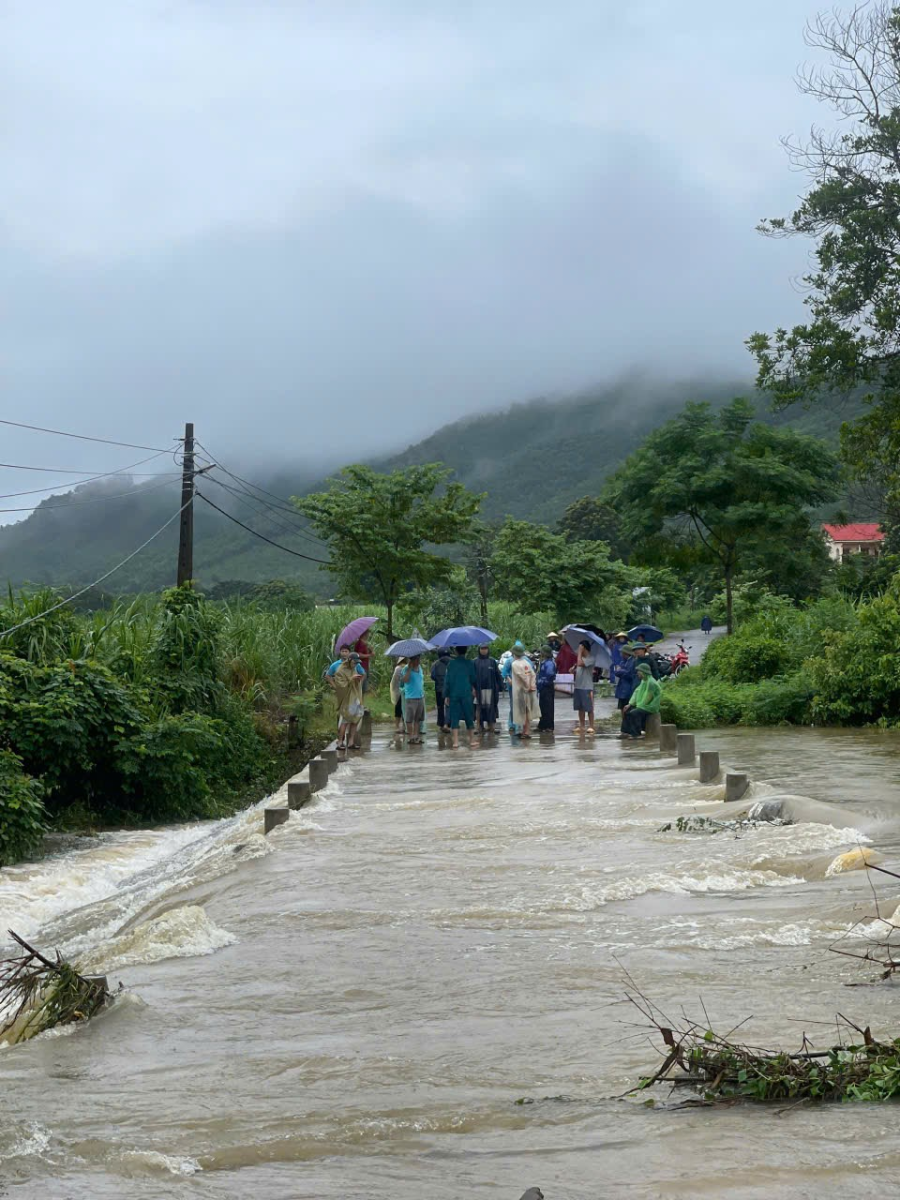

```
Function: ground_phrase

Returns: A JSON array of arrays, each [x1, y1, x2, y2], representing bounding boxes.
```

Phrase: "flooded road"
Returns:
[[3, 702, 900, 1199]]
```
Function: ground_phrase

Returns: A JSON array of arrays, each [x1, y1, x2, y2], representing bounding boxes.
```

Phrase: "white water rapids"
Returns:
[[2, 705, 900, 1198]]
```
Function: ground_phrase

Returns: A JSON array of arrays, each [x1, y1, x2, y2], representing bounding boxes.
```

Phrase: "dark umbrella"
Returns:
[[429, 625, 498, 648], [384, 632, 434, 657], [627, 624, 664, 643], [563, 625, 612, 668]]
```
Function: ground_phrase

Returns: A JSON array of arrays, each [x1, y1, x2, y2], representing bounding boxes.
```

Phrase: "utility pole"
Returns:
[[177, 422, 194, 586]]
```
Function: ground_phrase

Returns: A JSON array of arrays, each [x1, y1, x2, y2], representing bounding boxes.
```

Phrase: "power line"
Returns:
[[0, 461, 170, 474], [0, 450, 174, 500], [203, 470, 331, 549], [0, 418, 174, 453], [0, 476, 181, 513], [196, 491, 332, 564], [0, 497, 193, 641], [194, 441, 329, 539]]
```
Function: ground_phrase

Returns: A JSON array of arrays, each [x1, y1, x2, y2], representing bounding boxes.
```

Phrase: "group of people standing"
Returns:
[[328, 621, 685, 750]]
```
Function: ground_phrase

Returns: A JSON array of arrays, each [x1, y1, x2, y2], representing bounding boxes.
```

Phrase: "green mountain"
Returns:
[[0, 377, 857, 596]]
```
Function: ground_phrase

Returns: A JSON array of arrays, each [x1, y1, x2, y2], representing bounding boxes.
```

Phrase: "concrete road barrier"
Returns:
[[676, 733, 696, 766], [659, 724, 678, 754], [264, 807, 290, 834], [321, 746, 338, 773], [725, 772, 749, 802], [287, 780, 312, 809], [309, 758, 329, 792], [699, 751, 720, 783]]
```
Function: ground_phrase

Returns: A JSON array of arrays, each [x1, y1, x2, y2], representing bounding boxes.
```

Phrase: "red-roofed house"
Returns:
[[822, 523, 885, 563]]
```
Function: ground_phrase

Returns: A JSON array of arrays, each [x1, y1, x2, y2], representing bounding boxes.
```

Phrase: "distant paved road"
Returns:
[[656, 624, 726, 666]]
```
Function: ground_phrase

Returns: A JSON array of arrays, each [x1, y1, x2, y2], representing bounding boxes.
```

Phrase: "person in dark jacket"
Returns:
[[536, 646, 557, 731], [430, 649, 451, 729], [631, 643, 660, 679], [473, 643, 503, 733], [701, 614, 713, 635], [444, 647, 478, 748], [613, 647, 638, 710]]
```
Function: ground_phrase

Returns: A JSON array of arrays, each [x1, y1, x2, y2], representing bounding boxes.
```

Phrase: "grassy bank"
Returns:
[[660, 583, 900, 729]]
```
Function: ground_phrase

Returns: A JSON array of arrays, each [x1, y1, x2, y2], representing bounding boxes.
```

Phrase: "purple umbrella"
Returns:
[[334, 616, 378, 654]]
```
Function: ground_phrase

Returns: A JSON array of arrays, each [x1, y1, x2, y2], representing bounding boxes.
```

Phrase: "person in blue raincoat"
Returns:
[[608, 631, 628, 679], [613, 645, 638, 711]]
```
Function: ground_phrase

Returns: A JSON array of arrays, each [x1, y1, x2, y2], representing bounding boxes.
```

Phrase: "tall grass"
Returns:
[[2, 589, 559, 706]]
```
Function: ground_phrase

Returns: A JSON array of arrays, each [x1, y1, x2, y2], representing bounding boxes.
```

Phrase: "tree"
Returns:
[[747, 2, 900, 543], [557, 496, 626, 558], [464, 521, 499, 625], [490, 518, 633, 625], [294, 464, 482, 638], [603, 400, 839, 633]]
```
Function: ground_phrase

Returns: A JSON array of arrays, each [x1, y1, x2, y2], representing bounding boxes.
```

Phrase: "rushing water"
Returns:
[[3, 699, 900, 1198]]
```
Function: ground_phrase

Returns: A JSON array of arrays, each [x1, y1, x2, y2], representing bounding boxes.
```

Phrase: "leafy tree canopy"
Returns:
[[603, 399, 840, 631], [491, 518, 633, 627], [747, 2, 900, 544], [556, 496, 627, 558], [294, 464, 482, 636]]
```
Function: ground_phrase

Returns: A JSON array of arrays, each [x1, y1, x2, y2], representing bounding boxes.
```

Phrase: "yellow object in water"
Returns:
[[826, 846, 880, 877]]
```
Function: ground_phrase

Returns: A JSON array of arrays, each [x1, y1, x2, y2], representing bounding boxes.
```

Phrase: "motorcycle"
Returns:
[[670, 642, 691, 675]]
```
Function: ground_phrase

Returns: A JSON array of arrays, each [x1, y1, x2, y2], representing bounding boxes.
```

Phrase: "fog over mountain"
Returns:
[[4, 0, 822, 507]]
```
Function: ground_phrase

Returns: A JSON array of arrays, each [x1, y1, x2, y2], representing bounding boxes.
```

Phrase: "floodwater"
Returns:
[[3, 693, 900, 1198]]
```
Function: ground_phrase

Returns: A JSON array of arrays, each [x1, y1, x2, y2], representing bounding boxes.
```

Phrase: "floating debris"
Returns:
[[0, 930, 111, 1046]]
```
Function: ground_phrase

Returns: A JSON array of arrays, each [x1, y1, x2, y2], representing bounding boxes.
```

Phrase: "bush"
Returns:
[[807, 580, 900, 725], [116, 712, 257, 823], [660, 673, 812, 729], [0, 749, 45, 866]]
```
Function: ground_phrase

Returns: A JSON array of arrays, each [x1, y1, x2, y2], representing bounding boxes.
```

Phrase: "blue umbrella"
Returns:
[[429, 625, 498, 648], [627, 624, 664, 643], [564, 625, 612, 668]]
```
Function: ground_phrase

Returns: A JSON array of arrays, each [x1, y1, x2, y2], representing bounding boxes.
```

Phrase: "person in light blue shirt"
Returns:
[[400, 655, 425, 743], [326, 644, 366, 678]]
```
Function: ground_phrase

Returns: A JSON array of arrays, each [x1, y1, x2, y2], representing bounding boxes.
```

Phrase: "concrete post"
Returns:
[[264, 807, 290, 834], [287, 780, 311, 809], [659, 724, 678, 754], [676, 732, 696, 766], [644, 712, 661, 741], [361, 711, 373, 738], [309, 757, 329, 792], [321, 747, 338, 773], [699, 751, 720, 783], [725, 772, 749, 803]]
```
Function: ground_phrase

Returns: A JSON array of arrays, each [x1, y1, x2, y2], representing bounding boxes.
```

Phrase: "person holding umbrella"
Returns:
[[573, 638, 597, 734], [473, 643, 503, 733], [400, 655, 426, 744], [443, 647, 478, 749], [330, 651, 366, 749]]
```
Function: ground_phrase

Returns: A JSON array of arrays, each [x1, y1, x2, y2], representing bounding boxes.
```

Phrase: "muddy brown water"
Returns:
[[3, 685, 900, 1198]]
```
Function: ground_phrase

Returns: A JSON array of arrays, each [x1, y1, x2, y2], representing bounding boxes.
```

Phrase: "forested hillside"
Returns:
[[0, 376, 856, 594]]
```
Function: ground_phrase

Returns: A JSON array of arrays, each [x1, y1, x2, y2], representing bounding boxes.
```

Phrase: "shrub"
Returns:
[[0, 750, 45, 866], [0, 655, 145, 813], [117, 713, 240, 823], [660, 674, 812, 729], [808, 580, 900, 725]]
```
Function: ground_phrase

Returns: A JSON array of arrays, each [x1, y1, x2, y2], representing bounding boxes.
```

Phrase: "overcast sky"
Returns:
[[3, 0, 825, 505]]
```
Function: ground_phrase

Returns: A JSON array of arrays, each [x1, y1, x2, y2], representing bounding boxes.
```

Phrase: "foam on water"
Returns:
[[79, 904, 237, 972]]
